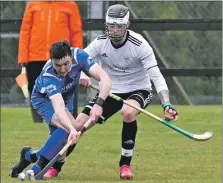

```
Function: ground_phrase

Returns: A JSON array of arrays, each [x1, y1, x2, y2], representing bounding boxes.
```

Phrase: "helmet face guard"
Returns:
[[105, 4, 130, 42], [105, 23, 128, 42]]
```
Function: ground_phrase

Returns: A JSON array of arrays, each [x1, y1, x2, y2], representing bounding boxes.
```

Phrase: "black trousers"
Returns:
[[26, 61, 46, 123]]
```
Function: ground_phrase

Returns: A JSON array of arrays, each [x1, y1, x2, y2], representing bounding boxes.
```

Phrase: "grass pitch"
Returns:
[[1, 105, 221, 183]]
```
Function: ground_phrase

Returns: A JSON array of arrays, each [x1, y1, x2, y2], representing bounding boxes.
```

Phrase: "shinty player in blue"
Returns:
[[10, 40, 112, 179]]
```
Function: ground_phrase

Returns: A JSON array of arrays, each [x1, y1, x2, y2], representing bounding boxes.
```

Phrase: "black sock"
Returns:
[[36, 155, 49, 170], [30, 152, 38, 163], [52, 144, 77, 172], [119, 121, 137, 167], [52, 161, 65, 172], [66, 144, 76, 156]]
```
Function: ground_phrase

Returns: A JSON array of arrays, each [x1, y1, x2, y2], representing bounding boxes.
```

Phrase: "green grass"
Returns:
[[1, 105, 221, 183]]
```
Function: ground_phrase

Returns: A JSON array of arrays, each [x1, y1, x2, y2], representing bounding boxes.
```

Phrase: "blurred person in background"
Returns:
[[18, 1, 83, 123]]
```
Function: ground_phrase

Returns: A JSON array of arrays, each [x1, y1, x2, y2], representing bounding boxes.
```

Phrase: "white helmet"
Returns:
[[105, 4, 130, 42]]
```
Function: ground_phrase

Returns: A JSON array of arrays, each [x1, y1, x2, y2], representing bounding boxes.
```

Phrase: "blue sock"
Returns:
[[31, 164, 41, 173], [30, 128, 69, 173], [25, 150, 32, 162], [40, 128, 69, 160], [25, 148, 42, 162], [31, 155, 49, 174]]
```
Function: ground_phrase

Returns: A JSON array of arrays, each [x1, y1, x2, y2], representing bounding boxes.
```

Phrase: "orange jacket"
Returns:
[[18, 1, 83, 64]]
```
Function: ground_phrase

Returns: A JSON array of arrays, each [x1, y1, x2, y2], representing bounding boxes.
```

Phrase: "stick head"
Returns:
[[192, 131, 213, 141]]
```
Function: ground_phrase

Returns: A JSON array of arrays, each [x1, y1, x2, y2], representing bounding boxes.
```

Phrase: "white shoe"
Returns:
[[18, 172, 26, 180]]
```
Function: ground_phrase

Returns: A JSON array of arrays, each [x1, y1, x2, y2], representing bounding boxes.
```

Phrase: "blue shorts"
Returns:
[[35, 102, 55, 124], [32, 98, 74, 134]]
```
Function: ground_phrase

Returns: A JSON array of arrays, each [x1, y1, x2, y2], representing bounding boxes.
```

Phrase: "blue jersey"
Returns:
[[31, 48, 96, 123]]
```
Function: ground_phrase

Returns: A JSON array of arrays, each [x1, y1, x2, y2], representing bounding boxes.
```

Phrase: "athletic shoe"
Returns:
[[120, 165, 134, 180], [43, 167, 59, 179], [10, 147, 32, 178]]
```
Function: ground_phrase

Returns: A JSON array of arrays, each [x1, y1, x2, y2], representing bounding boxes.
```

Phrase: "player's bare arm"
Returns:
[[158, 90, 169, 103], [89, 64, 112, 101], [147, 66, 178, 121], [79, 71, 92, 87], [51, 95, 78, 136], [139, 43, 178, 121], [88, 64, 112, 122], [158, 89, 178, 120]]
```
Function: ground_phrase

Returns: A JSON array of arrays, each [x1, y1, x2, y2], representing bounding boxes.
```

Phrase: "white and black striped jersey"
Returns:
[[84, 30, 168, 94]]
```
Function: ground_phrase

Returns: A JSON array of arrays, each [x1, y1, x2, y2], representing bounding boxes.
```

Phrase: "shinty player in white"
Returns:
[[44, 4, 178, 180]]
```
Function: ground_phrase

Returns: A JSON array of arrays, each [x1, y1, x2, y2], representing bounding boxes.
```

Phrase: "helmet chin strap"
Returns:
[[110, 31, 128, 46]]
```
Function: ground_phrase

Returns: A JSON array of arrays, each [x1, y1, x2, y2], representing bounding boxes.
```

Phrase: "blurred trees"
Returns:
[[1, 1, 26, 19], [1, 1, 222, 104], [129, 1, 222, 99], [1, 2, 26, 70]]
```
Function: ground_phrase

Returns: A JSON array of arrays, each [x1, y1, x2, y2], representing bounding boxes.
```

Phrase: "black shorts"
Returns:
[[82, 90, 153, 124]]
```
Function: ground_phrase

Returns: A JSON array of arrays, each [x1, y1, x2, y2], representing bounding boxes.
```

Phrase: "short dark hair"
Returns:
[[50, 40, 72, 60]]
